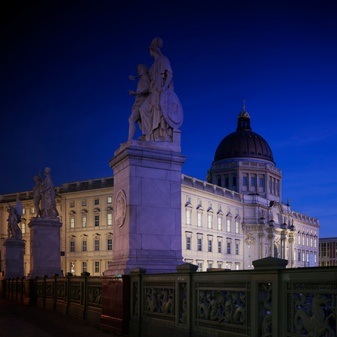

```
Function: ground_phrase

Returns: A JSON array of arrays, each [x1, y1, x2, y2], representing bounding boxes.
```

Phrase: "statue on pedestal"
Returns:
[[128, 37, 183, 142], [7, 201, 22, 240], [33, 173, 43, 218], [40, 167, 59, 218]]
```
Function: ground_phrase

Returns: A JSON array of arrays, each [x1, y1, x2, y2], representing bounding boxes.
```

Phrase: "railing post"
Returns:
[[66, 272, 73, 315], [81, 271, 90, 320]]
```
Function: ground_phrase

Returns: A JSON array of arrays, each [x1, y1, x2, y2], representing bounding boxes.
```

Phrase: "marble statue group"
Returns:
[[128, 37, 183, 142], [33, 166, 59, 219]]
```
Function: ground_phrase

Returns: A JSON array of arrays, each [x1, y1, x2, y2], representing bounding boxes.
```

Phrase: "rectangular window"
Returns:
[[22, 208, 26, 215], [107, 239, 113, 251], [107, 196, 112, 204], [243, 176, 248, 186], [186, 237, 191, 250], [94, 215, 99, 227], [107, 213, 113, 226], [82, 241, 87, 252], [235, 220, 239, 234], [70, 217, 75, 228], [217, 217, 222, 231], [197, 262, 203, 272], [226, 219, 231, 232], [197, 212, 202, 227], [70, 201, 75, 208], [31, 207, 35, 214], [94, 199, 99, 205], [197, 238, 202, 251], [232, 175, 237, 186], [208, 261, 213, 269], [186, 209, 191, 225], [82, 199, 87, 206], [94, 239, 100, 251], [70, 241, 75, 252], [94, 261, 100, 273], [227, 242, 231, 254], [218, 241, 222, 253], [82, 262, 87, 273], [251, 176, 256, 186], [208, 240, 212, 252], [298, 251, 301, 261], [82, 215, 87, 228], [207, 214, 213, 229], [235, 242, 239, 255], [259, 177, 264, 187], [21, 223, 26, 234]]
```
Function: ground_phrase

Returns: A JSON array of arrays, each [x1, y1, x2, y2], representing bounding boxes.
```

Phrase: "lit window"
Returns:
[[107, 196, 112, 204], [186, 209, 191, 225], [70, 217, 75, 229], [21, 223, 26, 234], [226, 219, 231, 232], [22, 208, 26, 215], [217, 216, 222, 231], [107, 239, 113, 251], [207, 213, 213, 229], [107, 212, 113, 226], [197, 212, 202, 227], [82, 215, 87, 228], [31, 207, 35, 214], [235, 219, 239, 234], [197, 262, 203, 272]]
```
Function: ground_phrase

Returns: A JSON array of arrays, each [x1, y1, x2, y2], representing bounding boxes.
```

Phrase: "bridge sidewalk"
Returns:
[[0, 298, 118, 337]]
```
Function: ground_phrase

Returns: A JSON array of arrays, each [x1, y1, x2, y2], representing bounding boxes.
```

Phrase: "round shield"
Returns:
[[160, 88, 183, 129]]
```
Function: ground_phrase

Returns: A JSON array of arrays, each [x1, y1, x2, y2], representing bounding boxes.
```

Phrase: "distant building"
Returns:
[[319, 237, 337, 266], [0, 107, 319, 275]]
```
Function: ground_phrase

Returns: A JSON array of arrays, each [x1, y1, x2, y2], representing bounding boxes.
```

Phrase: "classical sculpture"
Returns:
[[128, 64, 150, 141], [33, 173, 43, 217], [128, 37, 183, 142], [7, 202, 22, 240], [40, 167, 59, 218]]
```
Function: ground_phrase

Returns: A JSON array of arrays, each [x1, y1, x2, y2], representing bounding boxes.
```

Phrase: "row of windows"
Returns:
[[69, 196, 113, 208], [69, 212, 113, 228], [185, 209, 240, 233], [184, 259, 241, 272], [185, 234, 240, 255], [69, 260, 102, 274], [294, 250, 317, 263], [69, 238, 113, 252], [297, 233, 317, 247]]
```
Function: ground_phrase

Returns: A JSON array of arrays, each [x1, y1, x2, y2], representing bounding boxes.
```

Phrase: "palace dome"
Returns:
[[214, 108, 274, 163]]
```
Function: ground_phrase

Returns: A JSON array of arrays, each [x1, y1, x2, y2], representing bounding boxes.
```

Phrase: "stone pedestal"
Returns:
[[3, 238, 25, 278], [105, 138, 185, 275], [28, 218, 62, 277]]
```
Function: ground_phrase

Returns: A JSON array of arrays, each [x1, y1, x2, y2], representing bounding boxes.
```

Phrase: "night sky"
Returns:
[[1, 1, 337, 237]]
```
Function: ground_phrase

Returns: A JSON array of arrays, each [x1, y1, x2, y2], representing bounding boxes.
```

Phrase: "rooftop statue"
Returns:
[[128, 37, 183, 142]]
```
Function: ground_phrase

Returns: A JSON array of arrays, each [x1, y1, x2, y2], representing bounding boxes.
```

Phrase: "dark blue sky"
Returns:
[[1, 1, 337, 237]]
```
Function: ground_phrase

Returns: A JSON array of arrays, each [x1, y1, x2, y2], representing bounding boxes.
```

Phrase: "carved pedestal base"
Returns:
[[3, 238, 25, 278], [28, 218, 62, 278]]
